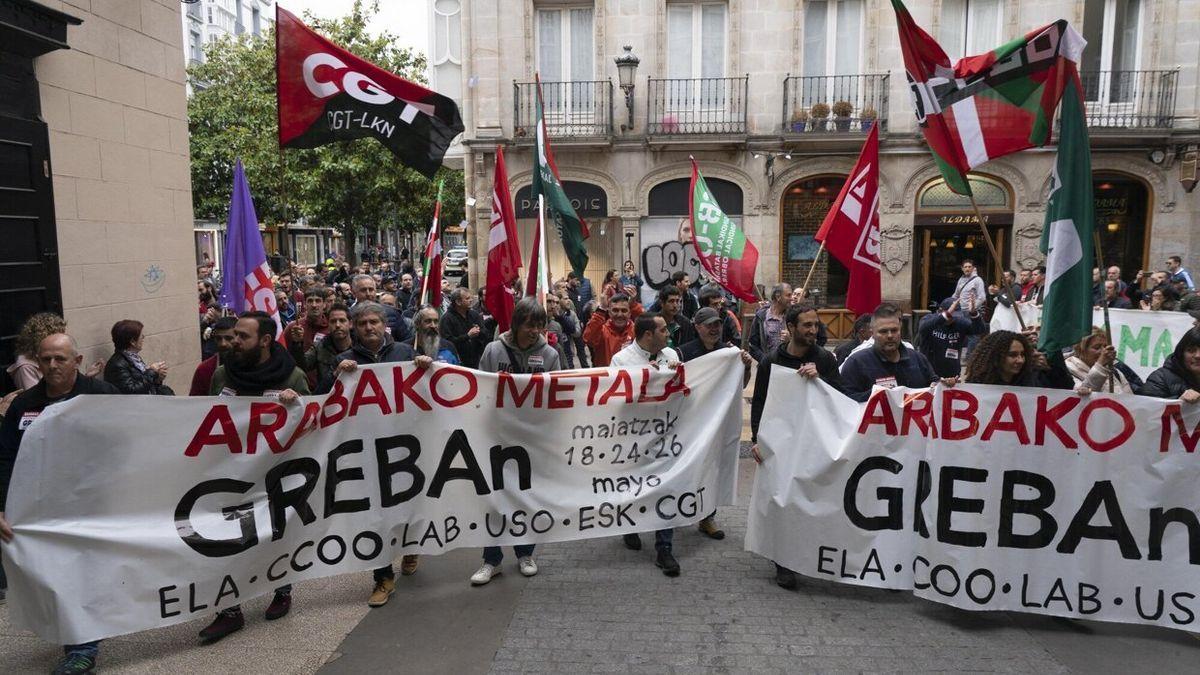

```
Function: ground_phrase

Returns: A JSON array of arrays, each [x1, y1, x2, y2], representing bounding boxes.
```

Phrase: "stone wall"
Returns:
[[36, 0, 199, 389]]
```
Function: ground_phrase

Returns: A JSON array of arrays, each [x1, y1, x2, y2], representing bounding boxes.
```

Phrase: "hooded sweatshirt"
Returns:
[[1143, 355, 1200, 399], [478, 331, 562, 374]]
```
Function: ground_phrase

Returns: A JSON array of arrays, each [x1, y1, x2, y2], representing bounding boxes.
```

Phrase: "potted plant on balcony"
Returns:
[[809, 102, 830, 132], [860, 106, 877, 132], [789, 108, 808, 132], [832, 100, 854, 132]]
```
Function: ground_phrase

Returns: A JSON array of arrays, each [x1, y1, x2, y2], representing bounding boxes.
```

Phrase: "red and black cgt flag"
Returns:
[[275, 6, 464, 179]]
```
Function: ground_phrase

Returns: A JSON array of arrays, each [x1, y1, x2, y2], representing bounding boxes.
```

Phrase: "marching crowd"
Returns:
[[2, 251, 1200, 674]]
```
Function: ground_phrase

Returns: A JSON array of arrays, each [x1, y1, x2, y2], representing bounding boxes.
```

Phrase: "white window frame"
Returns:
[[939, 0, 1004, 60], [664, 2, 729, 117], [666, 2, 727, 80], [1087, 0, 1144, 110], [535, 6, 596, 132], [294, 234, 319, 267], [802, 0, 866, 109]]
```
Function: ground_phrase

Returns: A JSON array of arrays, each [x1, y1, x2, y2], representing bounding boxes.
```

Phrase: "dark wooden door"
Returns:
[[0, 113, 61, 388]]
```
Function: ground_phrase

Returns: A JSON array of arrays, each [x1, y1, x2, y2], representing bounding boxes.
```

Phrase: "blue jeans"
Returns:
[[64, 641, 99, 658], [483, 545, 535, 566]]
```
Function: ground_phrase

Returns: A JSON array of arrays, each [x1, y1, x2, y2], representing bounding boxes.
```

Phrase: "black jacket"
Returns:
[[1143, 355, 1200, 399], [839, 343, 938, 403], [0, 375, 119, 508], [103, 351, 174, 395], [320, 335, 416, 393], [439, 307, 488, 368], [916, 311, 986, 378], [747, 306, 827, 362], [751, 344, 844, 442]]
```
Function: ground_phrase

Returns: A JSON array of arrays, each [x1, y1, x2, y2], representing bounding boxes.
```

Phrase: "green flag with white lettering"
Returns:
[[1038, 75, 1095, 354]]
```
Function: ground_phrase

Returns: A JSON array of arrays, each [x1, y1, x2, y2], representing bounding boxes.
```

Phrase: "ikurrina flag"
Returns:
[[419, 180, 445, 310], [892, 0, 1085, 195], [815, 125, 882, 316], [1038, 75, 1095, 354], [689, 159, 760, 304], [532, 74, 589, 277], [275, 6, 463, 179]]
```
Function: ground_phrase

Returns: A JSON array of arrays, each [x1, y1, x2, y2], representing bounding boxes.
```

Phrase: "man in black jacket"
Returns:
[[199, 312, 309, 644], [657, 286, 696, 349], [440, 287, 488, 368], [0, 333, 118, 675], [839, 304, 943, 402], [327, 301, 433, 608], [678, 308, 752, 540], [748, 305, 844, 591], [916, 298, 986, 378]]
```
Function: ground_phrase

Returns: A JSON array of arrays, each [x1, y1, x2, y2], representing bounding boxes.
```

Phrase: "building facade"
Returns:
[[182, 0, 274, 69], [441, 0, 1200, 335], [1, 0, 200, 392]]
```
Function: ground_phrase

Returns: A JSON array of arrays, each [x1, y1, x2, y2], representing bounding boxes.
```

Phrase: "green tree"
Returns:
[[187, 0, 464, 263]]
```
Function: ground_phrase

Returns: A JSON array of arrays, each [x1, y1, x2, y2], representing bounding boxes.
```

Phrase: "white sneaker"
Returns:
[[470, 563, 501, 586], [518, 556, 538, 577]]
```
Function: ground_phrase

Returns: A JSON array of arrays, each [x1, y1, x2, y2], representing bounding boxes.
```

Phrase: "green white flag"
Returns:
[[532, 75, 589, 277], [1038, 76, 1095, 354]]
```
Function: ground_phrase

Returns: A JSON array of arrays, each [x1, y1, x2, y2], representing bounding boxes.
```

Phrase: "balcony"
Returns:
[[513, 81, 613, 139], [1080, 70, 1177, 130], [647, 76, 748, 136], [782, 74, 889, 135]]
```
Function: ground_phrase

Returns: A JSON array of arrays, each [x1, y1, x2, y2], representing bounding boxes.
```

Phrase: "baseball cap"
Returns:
[[693, 307, 721, 325]]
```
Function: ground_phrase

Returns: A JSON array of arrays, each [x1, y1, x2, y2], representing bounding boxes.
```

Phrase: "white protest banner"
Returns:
[[1102, 308, 1194, 380], [747, 372, 1200, 631], [4, 351, 743, 644], [990, 305, 1192, 379]]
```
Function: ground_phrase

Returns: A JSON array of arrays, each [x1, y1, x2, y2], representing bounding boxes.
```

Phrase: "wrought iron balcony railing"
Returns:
[[647, 76, 748, 136], [513, 81, 613, 138], [782, 74, 889, 134], [1079, 70, 1177, 129]]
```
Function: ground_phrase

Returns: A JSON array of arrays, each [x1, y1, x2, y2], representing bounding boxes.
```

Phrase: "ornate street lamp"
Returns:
[[614, 45, 640, 131]]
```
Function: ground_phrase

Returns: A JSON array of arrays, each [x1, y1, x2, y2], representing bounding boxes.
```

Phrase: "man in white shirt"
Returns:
[[609, 312, 682, 576]]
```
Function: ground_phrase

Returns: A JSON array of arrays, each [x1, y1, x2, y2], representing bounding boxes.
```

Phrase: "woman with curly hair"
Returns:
[[962, 329, 1073, 389], [6, 312, 67, 389]]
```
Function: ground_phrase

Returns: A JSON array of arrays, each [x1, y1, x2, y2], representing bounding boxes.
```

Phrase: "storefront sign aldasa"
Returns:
[[515, 181, 607, 219], [913, 213, 1014, 227]]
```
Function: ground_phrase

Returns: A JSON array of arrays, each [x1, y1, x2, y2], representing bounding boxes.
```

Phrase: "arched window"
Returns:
[[917, 175, 1010, 210], [780, 176, 849, 307], [649, 176, 742, 215]]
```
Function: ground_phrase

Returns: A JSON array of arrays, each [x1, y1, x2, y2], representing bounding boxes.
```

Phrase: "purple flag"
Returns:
[[218, 160, 282, 337]]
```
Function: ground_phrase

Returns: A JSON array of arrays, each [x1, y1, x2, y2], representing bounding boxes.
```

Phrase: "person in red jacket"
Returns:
[[583, 292, 644, 366], [188, 316, 236, 396]]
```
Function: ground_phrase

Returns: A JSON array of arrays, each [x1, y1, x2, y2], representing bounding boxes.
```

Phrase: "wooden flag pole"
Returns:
[[1093, 230, 1115, 393], [965, 190, 1025, 331], [799, 241, 827, 299]]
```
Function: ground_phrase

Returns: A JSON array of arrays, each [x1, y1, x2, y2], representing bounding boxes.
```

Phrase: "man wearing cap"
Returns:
[[678, 307, 752, 540]]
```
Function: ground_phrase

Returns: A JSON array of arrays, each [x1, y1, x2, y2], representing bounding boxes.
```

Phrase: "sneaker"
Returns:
[[622, 533, 643, 551], [367, 578, 396, 607], [51, 652, 95, 675], [655, 550, 681, 577], [518, 556, 538, 577], [470, 563, 501, 586], [697, 517, 726, 540], [775, 564, 798, 590], [400, 554, 420, 576], [199, 608, 244, 643], [264, 590, 291, 620]]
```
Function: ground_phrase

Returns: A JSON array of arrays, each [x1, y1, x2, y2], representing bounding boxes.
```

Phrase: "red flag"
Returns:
[[275, 7, 463, 179], [486, 146, 521, 331], [815, 125, 882, 316]]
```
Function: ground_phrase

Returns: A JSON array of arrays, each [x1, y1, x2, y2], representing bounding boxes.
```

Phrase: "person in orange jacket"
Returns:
[[583, 292, 644, 366]]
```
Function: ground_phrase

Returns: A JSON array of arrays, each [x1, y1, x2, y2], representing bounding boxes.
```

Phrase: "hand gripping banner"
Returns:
[[4, 352, 744, 644], [747, 372, 1200, 631]]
